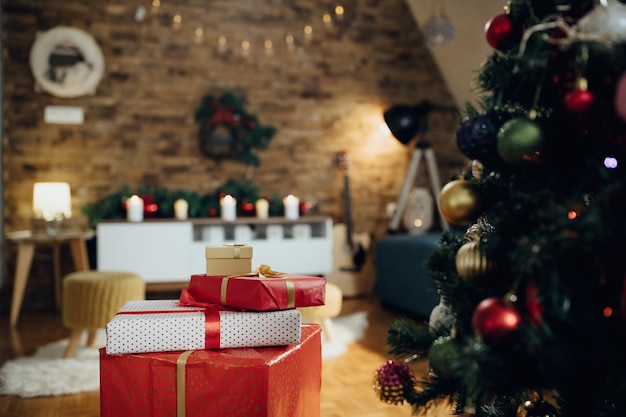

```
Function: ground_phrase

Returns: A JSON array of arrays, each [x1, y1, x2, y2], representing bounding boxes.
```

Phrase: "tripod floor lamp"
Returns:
[[384, 100, 456, 234]]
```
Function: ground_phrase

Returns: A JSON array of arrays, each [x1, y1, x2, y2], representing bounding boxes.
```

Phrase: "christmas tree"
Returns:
[[374, 1, 626, 416]]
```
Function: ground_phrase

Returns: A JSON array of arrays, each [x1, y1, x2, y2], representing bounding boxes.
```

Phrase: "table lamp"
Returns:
[[33, 182, 72, 235]]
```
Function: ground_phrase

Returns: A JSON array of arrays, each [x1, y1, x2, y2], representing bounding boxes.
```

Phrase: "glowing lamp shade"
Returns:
[[33, 182, 72, 220]]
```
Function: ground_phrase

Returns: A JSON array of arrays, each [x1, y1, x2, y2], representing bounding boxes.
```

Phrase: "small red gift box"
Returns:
[[180, 268, 326, 311], [100, 324, 322, 417], [106, 299, 302, 354]]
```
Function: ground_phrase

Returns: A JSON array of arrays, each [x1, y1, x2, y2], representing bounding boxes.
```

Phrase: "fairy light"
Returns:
[[194, 25, 204, 43], [264, 39, 274, 56], [217, 36, 227, 54], [285, 34, 295, 52], [241, 40, 251, 57], [604, 156, 618, 169], [304, 24, 313, 43], [335, 5, 345, 21], [323, 13, 333, 31], [172, 13, 182, 31]]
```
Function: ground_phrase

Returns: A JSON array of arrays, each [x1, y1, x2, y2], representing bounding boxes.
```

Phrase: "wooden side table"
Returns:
[[6, 229, 95, 326]]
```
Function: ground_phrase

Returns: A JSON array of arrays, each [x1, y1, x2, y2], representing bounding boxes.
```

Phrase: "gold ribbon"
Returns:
[[220, 264, 296, 308], [224, 243, 247, 258], [176, 350, 194, 417]]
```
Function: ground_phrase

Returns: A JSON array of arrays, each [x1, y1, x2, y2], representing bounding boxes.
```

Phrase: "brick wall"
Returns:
[[3, 0, 464, 245]]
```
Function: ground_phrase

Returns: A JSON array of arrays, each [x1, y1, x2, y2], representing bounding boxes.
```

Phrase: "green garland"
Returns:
[[195, 91, 277, 166], [81, 179, 286, 229]]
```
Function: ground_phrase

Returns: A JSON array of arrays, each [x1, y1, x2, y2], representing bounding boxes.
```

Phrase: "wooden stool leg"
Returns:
[[321, 317, 336, 343], [86, 330, 98, 347], [64, 329, 84, 358]]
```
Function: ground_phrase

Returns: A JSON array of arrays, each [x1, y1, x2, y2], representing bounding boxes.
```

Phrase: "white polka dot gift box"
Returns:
[[106, 299, 302, 354]]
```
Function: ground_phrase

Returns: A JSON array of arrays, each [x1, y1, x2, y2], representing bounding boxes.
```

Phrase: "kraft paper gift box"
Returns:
[[100, 324, 322, 417], [205, 244, 253, 276], [180, 268, 326, 311], [106, 299, 301, 354]]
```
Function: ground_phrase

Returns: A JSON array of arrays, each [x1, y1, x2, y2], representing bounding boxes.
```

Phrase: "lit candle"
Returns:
[[220, 195, 237, 221], [174, 198, 188, 220], [126, 195, 144, 222], [256, 198, 269, 219], [283, 194, 300, 220]]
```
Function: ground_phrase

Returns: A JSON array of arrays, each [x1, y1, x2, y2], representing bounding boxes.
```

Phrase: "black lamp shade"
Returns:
[[383, 105, 421, 144]]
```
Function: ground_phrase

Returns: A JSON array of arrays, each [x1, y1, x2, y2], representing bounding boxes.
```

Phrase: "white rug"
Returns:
[[0, 311, 367, 398]]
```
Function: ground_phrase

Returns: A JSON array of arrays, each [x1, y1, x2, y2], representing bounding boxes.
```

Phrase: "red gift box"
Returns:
[[180, 271, 326, 311], [100, 324, 322, 417]]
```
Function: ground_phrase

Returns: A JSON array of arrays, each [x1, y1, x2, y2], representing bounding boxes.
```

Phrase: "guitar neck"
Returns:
[[343, 173, 355, 248]]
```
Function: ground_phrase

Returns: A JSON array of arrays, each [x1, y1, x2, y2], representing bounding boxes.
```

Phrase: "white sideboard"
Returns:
[[96, 216, 333, 284]]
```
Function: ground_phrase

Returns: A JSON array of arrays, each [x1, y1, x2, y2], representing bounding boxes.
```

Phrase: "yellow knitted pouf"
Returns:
[[62, 270, 145, 358], [298, 282, 343, 342]]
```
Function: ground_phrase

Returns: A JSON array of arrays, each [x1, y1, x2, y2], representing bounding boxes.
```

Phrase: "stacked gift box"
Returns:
[[100, 244, 326, 417]]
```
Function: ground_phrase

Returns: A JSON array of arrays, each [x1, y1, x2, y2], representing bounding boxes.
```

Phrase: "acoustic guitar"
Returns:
[[326, 151, 373, 297]]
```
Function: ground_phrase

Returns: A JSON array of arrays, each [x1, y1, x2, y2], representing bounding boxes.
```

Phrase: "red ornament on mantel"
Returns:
[[564, 89, 594, 113], [141, 194, 159, 217], [485, 13, 515, 50], [472, 297, 521, 342]]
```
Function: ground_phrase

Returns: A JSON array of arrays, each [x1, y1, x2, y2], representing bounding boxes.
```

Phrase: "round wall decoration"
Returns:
[[29, 26, 105, 98]]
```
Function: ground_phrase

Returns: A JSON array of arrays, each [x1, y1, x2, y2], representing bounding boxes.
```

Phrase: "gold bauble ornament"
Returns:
[[455, 240, 492, 280], [438, 179, 482, 226]]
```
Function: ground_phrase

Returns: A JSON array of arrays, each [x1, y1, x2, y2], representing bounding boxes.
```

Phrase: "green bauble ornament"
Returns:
[[496, 117, 543, 165], [428, 336, 461, 381]]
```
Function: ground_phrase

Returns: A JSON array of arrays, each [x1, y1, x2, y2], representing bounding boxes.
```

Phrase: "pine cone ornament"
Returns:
[[373, 360, 415, 405]]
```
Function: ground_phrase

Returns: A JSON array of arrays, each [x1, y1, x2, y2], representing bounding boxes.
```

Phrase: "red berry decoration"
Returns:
[[564, 89, 594, 113], [373, 360, 414, 405], [485, 13, 515, 50], [472, 297, 522, 342]]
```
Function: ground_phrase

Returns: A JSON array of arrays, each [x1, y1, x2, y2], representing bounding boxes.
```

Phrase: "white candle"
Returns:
[[283, 194, 300, 220], [220, 195, 237, 221], [126, 195, 144, 222], [174, 198, 188, 220], [256, 198, 269, 219]]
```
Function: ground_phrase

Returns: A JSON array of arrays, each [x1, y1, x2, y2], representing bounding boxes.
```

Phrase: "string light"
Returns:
[[217, 36, 227, 54], [172, 12, 182, 32], [285, 34, 295, 52], [335, 5, 345, 21], [241, 40, 251, 57], [264, 39, 274, 56]]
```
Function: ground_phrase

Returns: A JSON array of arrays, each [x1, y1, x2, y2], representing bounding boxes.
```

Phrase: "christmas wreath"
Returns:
[[194, 91, 277, 166]]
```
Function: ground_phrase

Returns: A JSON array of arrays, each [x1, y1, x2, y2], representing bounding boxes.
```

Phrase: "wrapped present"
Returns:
[[180, 265, 326, 311], [100, 324, 322, 417], [106, 299, 301, 354], [205, 244, 253, 275]]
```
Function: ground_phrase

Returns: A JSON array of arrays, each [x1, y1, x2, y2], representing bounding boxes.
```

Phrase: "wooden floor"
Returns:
[[0, 296, 452, 417]]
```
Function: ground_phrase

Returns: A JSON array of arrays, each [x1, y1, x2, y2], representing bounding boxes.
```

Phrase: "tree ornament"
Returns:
[[615, 72, 626, 122], [456, 113, 499, 162], [472, 297, 522, 343], [429, 301, 455, 334], [456, 240, 492, 280], [578, 1, 626, 43], [438, 179, 483, 226], [526, 283, 544, 325], [485, 13, 515, 50], [428, 335, 461, 381], [373, 360, 415, 405], [497, 117, 543, 166], [471, 160, 484, 180], [564, 87, 594, 113], [516, 398, 558, 417]]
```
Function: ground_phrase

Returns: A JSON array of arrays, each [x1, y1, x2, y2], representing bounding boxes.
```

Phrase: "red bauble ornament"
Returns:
[[141, 194, 158, 217], [472, 297, 521, 342], [485, 13, 514, 50], [564, 89, 594, 113], [525, 284, 544, 325]]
